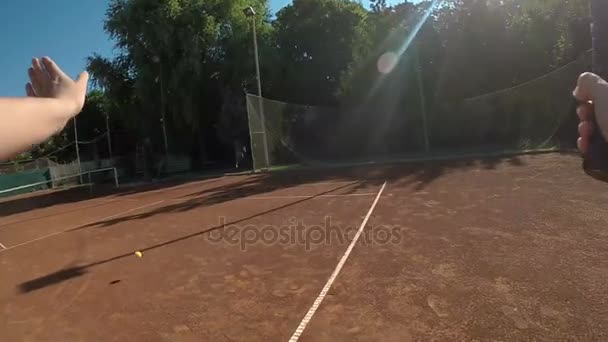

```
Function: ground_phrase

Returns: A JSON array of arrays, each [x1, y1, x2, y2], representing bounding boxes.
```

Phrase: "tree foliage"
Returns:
[[269, 0, 369, 105], [43, 0, 592, 167]]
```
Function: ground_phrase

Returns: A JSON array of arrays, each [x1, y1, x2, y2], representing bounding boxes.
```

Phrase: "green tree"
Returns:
[[81, 0, 592, 166], [89, 0, 271, 165], [270, 0, 369, 105]]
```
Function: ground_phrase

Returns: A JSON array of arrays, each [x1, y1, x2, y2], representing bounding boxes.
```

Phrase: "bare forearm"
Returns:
[[0, 97, 75, 160]]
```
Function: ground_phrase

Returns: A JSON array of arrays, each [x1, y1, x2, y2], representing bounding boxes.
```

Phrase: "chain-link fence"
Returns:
[[247, 51, 589, 171]]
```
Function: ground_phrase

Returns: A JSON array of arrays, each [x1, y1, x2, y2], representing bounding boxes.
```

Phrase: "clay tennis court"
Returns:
[[1, 153, 607, 341]]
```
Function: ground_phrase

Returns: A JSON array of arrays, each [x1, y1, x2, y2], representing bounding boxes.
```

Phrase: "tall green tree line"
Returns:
[[29, 0, 591, 167]]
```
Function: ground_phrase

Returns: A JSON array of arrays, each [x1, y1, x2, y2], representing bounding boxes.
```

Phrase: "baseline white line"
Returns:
[[0, 241, 6, 249], [288, 181, 387, 342], [0, 200, 164, 252]]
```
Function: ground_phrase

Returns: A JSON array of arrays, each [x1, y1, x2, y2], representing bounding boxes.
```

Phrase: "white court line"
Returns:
[[288, 181, 387, 342], [0, 241, 6, 249], [157, 192, 377, 202], [245, 193, 377, 200], [295, 181, 362, 185], [99, 198, 141, 203], [0, 200, 164, 252]]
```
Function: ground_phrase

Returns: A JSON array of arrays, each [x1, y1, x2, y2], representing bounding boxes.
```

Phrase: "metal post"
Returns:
[[159, 61, 170, 171], [102, 86, 113, 162], [73, 117, 83, 183], [252, 19, 270, 169], [415, 46, 430, 153], [105, 113, 113, 160]]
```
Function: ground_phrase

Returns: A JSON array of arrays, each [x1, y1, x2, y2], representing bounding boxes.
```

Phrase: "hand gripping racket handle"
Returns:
[[583, 0, 608, 181]]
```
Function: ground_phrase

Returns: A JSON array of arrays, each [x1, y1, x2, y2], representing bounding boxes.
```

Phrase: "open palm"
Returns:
[[26, 57, 89, 117]]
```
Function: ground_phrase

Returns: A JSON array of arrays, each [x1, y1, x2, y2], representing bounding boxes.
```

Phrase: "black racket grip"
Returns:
[[584, 0, 608, 181], [583, 121, 608, 182]]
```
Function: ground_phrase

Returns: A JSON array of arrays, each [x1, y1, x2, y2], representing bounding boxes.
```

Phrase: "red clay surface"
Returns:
[[1, 153, 607, 341]]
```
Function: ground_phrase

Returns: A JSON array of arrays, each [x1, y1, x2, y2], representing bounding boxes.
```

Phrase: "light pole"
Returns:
[[152, 55, 170, 169], [105, 112, 113, 160], [73, 117, 83, 183], [102, 86, 113, 160], [414, 45, 430, 153], [244, 6, 270, 170]]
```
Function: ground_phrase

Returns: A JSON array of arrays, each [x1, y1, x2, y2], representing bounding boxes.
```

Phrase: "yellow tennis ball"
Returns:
[[135, 251, 143, 258]]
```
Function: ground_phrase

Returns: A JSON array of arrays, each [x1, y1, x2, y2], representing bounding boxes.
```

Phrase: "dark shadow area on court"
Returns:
[[18, 182, 354, 292], [16, 152, 578, 293], [0, 177, 225, 219], [3, 153, 539, 224], [68, 181, 359, 231], [18, 266, 87, 293], [0, 200, 122, 228]]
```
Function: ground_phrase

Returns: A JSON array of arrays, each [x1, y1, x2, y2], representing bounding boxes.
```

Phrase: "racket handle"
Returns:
[[583, 123, 608, 181], [584, 0, 608, 181]]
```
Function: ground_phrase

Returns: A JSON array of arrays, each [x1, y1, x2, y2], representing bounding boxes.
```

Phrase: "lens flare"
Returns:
[[377, 52, 398, 74]]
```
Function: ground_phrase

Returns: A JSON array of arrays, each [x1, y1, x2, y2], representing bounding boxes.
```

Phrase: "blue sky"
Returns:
[[0, 0, 398, 96]]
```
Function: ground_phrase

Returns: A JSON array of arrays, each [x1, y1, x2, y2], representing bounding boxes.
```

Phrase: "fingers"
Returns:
[[574, 72, 602, 102], [74, 71, 90, 113], [578, 137, 588, 154], [41, 56, 65, 79], [76, 71, 89, 89], [577, 102, 594, 121], [574, 72, 608, 153], [579, 121, 594, 139], [28, 67, 38, 89], [577, 102, 595, 155], [577, 120, 595, 155], [28, 59, 47, 94], [25, 83, 36, 97], [32, 57, 45, 75]]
